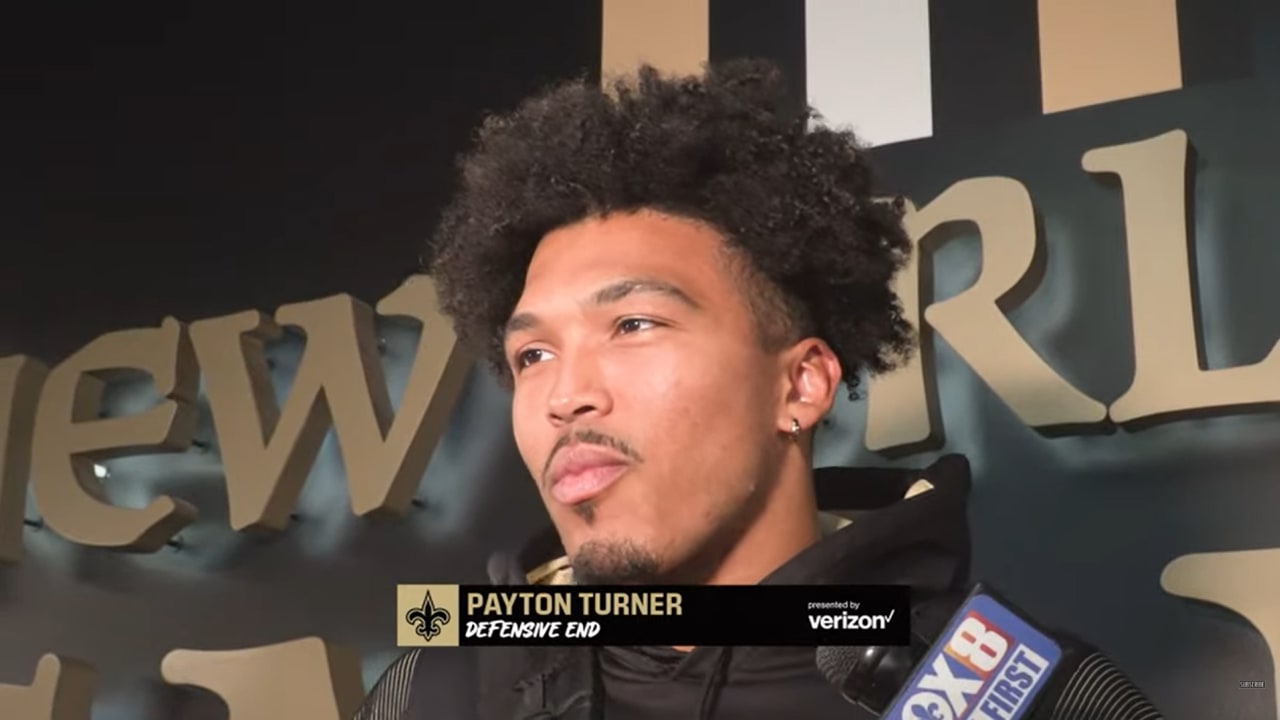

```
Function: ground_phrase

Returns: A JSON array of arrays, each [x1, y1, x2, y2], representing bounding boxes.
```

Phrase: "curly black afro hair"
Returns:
[[427, 59, 915, 400]]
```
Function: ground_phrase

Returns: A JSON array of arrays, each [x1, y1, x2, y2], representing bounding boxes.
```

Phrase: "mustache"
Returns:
[[541, 428, 644, 484]]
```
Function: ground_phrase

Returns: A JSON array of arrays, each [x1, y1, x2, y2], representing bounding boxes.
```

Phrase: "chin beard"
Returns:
[[569, 538, 662, 585]]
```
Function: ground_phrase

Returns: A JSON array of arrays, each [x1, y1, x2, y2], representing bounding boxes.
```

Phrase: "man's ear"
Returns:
[[776, 338, 842, 437]]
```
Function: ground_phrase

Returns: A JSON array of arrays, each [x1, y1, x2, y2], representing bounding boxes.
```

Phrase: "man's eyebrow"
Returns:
[[504, 312, 540, 340], [588, 277, 701, 309], [503, 277, 700, 341]]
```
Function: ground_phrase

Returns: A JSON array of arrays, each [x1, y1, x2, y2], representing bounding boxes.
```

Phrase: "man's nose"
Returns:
[[547, 355, 613, 424]]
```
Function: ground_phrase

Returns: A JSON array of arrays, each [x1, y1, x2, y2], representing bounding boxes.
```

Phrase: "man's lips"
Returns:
[[546, 445, 631, 505]]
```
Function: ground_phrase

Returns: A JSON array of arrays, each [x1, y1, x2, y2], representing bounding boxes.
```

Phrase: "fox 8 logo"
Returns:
[[898, 612, 1013, 720], [944, 612, 1011, 677]]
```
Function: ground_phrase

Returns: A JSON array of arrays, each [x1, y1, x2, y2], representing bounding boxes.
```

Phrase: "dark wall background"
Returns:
[[3, 2, 1280, 719], [1, 3, 601, 364], [0, 3, 602, 719]]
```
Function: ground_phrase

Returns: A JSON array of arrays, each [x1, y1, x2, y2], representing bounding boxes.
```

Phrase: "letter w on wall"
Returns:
[[189, 275, 471, 531]]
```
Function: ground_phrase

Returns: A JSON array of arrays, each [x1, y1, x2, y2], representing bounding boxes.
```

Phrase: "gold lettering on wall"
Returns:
[[0, 653, 97, 720], [1162, 549, 1280, 712], [0, 356, 48, 563], [29, 318, 199, 550], [366, 274, 471, 516], [161, 637, 365, 720], [865, 178, 1108, 452], [601, 0, 708, 79], [1084, 129, 1280, 424], [1037, 0, 1182, 114], [190, 276, 468, 531]]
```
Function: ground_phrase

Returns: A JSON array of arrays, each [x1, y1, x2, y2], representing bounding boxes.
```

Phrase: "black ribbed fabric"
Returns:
[[1047, 652, 1164, 720], [354, 650, 422, 720]]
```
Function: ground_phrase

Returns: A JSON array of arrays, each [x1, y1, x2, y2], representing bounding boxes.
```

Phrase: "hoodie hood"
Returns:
[[478, 454, 974, 720]]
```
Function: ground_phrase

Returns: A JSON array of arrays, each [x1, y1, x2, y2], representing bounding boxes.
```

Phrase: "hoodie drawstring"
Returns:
[[696, 647, 734, 719]]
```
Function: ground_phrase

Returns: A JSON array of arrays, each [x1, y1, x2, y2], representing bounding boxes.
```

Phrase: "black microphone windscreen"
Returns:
[[815, 645, 913, 714], [353, 649, 422, 720], [815, 645, 860, 689], [1046, 652, 1163, 720]]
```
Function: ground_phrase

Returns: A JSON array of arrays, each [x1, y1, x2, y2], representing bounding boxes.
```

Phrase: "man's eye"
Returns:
[[515, 348, 550, 370], [616, 317, 658, 335]]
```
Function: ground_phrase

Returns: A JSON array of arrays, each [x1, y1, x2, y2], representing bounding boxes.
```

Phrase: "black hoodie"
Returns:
[[354, 454, 974, 720]]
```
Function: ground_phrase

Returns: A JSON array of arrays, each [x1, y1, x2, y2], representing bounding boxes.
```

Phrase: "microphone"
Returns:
[[816, 582, 1164, 720]]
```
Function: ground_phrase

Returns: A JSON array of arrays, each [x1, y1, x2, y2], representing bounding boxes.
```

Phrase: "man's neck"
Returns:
[[699, 461, 822, 586], [667, 461, 820, 652]]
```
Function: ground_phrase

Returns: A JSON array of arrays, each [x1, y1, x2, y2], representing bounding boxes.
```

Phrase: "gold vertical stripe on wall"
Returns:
[[601, 0, 709, 80], [1038, 0, 1183, 114]]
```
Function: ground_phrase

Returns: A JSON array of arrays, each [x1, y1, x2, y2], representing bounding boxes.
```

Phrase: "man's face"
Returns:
[[503, 209, 790, 584]]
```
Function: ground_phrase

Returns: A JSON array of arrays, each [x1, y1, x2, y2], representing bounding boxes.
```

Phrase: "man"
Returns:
[[353, 60, 1137, 719]]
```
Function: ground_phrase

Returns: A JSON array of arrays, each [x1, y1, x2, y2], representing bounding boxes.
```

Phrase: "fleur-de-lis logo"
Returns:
[[405, 590, 452, 642]]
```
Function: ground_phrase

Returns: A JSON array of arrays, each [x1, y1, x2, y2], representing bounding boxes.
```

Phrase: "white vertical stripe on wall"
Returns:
[[804, 0, 933, 147]]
